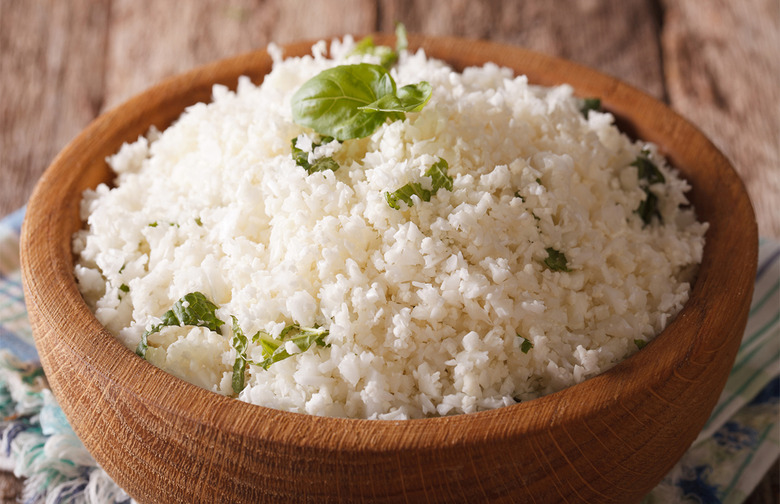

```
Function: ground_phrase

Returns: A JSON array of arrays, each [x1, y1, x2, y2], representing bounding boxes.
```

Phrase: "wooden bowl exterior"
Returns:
[[20, 35, 757, 503]]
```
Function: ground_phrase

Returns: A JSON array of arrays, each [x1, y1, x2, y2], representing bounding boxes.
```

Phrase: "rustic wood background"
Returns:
[[0, 0, 777, 502]]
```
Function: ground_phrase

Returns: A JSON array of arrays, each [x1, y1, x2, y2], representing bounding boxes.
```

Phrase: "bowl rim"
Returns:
[[20, 33, 758, 456]]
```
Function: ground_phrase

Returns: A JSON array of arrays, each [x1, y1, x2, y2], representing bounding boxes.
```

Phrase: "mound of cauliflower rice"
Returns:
[[73, 37, 707, 420]]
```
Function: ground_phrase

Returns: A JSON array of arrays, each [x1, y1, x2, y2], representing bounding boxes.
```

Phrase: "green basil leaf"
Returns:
[[291, 61, 433, 141], [357, 94, 406, 116], [543, 247, 571, 272], [291, 63, 398, 141], [359, 81, 432, 113], [136, 292, 225, 358]]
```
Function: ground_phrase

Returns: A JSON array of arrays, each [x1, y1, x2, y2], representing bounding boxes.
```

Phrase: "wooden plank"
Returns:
[[103, 0, 377, 110], [379, 0, 665, 99], [661, 0, 780, 238], [0, 0, 111, 218]]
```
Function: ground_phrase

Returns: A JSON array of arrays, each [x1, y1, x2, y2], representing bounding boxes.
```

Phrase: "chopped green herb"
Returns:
[[195, 217, 203, 226], [253, 324, 329, 370], [425, 157, 453, 192], [581, 97, 601, 117], [632, 151, 666, 185], [518, 335, 534, 354], [148, 221, 178, 228], [543, 247, 571, 272], [634, 339, 647, 350], [136, 292, 225, 358], [636, 191, 661, 225], [514, 191, 525, 202], [291, 63, 432, 141], [291, 137, 340, 174], [119, 284, 130, 293], [385, 181, 429, 210], [535, 177, 542, 185], [632, 151, 665, 225], [230, 316, 249, 394], [385, 158, 452, 209]]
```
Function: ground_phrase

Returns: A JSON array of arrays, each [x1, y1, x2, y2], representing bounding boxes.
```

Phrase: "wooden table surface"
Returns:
[[1, 0, 777, 502]]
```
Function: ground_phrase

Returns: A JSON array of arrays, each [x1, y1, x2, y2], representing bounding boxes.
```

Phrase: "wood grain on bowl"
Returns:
[[20, 35, 758, 504]]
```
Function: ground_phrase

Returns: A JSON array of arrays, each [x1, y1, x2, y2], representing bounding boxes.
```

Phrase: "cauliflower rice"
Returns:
[[73, 37, 707, 420]]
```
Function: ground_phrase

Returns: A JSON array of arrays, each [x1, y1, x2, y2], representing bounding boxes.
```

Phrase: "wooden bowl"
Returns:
[[20, 35, 757, 503]]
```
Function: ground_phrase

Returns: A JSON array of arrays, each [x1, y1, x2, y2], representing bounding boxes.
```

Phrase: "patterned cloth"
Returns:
[[1, 207, 778, 504]]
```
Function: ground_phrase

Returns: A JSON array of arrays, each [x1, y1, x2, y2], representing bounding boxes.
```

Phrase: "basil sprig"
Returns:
[[136, 291, 224, 358], [291, 63, 432, 141], [385, 158, 453, 209], [137, 292, 331, 393]]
